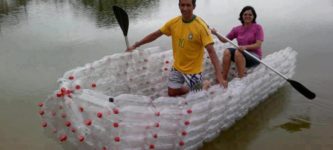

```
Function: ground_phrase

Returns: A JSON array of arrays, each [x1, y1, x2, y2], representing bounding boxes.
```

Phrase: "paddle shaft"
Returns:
[[220, 34, 289, 80], [125, 36, 129, 49], [219, 34, 316, 100]]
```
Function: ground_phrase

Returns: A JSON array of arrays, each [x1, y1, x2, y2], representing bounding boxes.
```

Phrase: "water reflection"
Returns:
[[0, 0, 30, 30], [275, 116, 311, 133], [71, 0, 159, 28], [0, 0, 159, 29], [201, 87, 291, 150], [0, 0, 29, 15]]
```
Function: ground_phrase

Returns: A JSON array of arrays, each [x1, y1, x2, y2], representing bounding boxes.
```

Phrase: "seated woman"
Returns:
[[211, 6, 264, 87]]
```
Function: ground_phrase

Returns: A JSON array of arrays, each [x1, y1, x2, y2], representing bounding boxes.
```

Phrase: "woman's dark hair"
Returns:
[[179, 0, 196, 8], [239, 6, 257, 24]]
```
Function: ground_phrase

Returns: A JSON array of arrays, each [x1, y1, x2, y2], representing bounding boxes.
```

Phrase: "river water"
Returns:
[[0, 0, 332, 149]]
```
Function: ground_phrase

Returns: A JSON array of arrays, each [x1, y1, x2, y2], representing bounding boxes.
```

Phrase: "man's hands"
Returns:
[[126, 42, 140, 52], [216, 72, 228, 88], [206, 43, 228, 89]]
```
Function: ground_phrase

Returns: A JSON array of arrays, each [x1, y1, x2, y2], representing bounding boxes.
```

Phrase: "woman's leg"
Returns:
[[234, 50, 246, 78], [222, 49, 232, 80], [219, 49, 232, 88]]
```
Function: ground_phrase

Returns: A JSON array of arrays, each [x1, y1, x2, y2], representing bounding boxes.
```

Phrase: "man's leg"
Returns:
[[168, 68, 189, 97], [168, 87, 189, 97], [183, 72, 203, 92]]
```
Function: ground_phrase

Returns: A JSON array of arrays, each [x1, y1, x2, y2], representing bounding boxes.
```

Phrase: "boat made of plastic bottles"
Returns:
[[38, 40, 297, 150]]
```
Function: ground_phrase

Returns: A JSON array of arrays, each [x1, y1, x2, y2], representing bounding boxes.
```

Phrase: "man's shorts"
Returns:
[[168, 67, 203, 92], [228, 48, 260, 68]]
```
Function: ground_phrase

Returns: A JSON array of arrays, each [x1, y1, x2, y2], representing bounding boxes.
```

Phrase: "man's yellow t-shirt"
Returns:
[[160, 16, 214, 74]]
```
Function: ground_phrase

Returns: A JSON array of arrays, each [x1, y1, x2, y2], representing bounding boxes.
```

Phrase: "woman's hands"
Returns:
[[211, 28, 218, 36], [238, 46, 247, 52]]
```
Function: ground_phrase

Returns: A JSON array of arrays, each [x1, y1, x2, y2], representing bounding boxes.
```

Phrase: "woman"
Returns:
[[212, 6, 264, 87]]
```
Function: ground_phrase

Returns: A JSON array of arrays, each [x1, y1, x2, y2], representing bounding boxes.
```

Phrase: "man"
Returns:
[[127, 0, 226, 97]]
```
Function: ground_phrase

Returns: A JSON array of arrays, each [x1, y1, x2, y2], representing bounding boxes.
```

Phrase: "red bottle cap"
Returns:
[[78, 135, 85, 142], [41, 121, 47, 128], [114, 136, 120, 142], [113, 122, 119, 128], [84, 119, 92, 126], [59, 134, 67, 142], [97, 112, 103, 118], [91, 83, 97, 88], [68, 76, 74, 80]]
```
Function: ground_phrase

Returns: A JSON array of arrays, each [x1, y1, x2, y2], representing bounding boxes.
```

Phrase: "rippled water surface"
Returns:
[[1, 0, 333, 149]]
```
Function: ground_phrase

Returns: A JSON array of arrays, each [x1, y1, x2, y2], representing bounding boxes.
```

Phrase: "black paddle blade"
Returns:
[[287, 79, 316, 100], [113, 6, 129, 36]]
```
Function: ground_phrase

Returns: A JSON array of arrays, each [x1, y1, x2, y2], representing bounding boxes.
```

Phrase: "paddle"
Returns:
[[112, 6, 129, 48], [219, 34, 316, 100]]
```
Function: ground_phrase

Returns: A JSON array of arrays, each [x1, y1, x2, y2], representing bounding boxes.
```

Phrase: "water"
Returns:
[[0, 0, 333, 149]]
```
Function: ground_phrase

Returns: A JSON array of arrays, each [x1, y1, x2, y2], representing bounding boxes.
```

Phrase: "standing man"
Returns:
[[127, 0, 226, 97]]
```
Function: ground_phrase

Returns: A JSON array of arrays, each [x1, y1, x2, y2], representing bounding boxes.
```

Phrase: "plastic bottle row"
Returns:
[[39, 46, 297, 149]]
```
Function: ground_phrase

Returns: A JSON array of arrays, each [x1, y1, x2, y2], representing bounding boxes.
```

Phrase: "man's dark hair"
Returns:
[[239, 6, 257, 24], [179, 0, 196, 8]]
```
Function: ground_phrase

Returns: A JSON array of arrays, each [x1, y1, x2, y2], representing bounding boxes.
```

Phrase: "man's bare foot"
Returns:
[[203, 80, 211, 90]]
